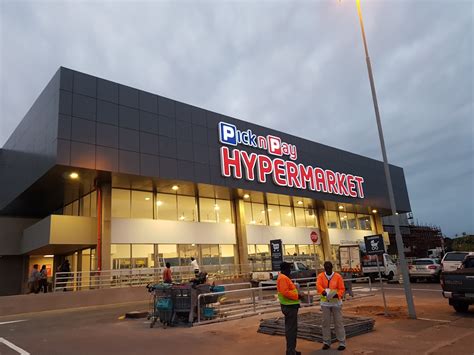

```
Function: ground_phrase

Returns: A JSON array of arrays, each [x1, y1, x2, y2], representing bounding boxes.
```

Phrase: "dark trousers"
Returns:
[[39, 279, 48, 293], [281, 304, 299, 355]]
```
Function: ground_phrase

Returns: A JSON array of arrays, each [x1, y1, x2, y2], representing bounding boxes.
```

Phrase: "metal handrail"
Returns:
[[53, 264, 253, 292]]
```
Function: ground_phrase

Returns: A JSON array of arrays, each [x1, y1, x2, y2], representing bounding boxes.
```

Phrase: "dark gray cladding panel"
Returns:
[[0, 67, 412, 215], [0, 69, 60, 211]]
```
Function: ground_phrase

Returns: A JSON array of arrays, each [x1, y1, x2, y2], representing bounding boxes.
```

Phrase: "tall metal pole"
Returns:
[[355, 0, 416, 319]]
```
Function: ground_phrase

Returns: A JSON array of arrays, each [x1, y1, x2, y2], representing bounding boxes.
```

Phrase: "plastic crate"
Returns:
[[172, 287, 192, 312], [203, 307, 216, 318], [156, 297, 173, 311], [211, 285, 225, 293]]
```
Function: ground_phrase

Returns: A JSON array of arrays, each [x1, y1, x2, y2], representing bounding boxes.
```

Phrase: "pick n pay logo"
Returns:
[[218, 121, 297, 160]]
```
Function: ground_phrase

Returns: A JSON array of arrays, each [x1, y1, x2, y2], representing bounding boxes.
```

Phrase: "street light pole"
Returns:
[[355, 0, 416, 319]]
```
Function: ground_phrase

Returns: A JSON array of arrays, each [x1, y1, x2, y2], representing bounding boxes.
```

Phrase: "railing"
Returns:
[[53, 264, 252, 292], [195, 276, 372, 325]]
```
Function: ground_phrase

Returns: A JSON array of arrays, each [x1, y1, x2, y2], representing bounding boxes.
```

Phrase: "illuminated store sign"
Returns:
[[218, 122, 365, 199]]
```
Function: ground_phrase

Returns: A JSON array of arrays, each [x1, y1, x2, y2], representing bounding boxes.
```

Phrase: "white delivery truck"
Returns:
[[339, 243, 399, 281]]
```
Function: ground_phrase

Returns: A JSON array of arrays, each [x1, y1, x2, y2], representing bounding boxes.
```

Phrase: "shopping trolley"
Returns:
[[146, 283, 173, 328]]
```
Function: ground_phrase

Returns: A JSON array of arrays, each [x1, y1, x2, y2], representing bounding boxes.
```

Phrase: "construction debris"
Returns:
[[258, 311, 375, 342]]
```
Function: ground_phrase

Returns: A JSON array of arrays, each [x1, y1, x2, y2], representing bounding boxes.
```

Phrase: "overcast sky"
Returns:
[[1, 0, 472, 236]]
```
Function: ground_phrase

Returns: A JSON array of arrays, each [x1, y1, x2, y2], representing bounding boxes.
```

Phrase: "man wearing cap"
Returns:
[[277, 262, 301, 355], [316, 261, 346, 351]]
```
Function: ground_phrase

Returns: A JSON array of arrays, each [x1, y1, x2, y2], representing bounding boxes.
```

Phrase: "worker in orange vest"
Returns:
[[277, 262, 302, 355], [316, 261, 346, 351]]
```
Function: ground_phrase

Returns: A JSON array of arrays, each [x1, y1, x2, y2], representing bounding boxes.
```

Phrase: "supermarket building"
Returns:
[[0, 68, 411, 295]]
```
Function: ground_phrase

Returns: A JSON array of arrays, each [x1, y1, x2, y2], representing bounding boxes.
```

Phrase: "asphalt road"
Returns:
[[0, 282, 471, 355]]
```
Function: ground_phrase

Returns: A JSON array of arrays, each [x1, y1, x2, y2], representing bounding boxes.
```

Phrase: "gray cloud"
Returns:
[[1, 0, 472, 236]]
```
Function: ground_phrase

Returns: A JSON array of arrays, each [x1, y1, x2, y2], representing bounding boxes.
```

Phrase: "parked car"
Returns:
[[441, 251, 473, 272], [408, 258, 442, 282], [251, 261, 316, 286], [441, 254, 474, 312]]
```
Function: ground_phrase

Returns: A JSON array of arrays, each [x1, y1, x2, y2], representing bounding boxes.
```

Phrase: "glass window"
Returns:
[[267, 205, 281, 226], [245, 202, 267, 225], [158, 244, 179, 266], [247, 244, 256, 256], [111, 244, 131, 269], [201, 244, 219, 265], [220, 245, 235, 264], [90, 191, 97, 217], [131, 191, 153, 219], [131, 244, 154, 268], [284, 244, 297, 256], [80, 194, 91, 217], [294, 207, 306, 227], [298, 245, 312, 256], [326, 210, 339, 229], [256, 244, 269, 256], [347, 213, 357, 229], [177, 196, 196, 222], [64, 203, 72, 216], [112, 189, 131, 218], [199, 198, 217, 223], [357, 214, 372, 230], [216, 199, 232, 223], [305, 208, 318, 227], [156, 193, 177, 220], [280, 206, 295, 227], [72, 200, 79, 216], [178, 244, 198, 265]]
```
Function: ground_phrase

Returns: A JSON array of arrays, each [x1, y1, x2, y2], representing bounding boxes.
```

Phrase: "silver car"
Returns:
[[409, 258, 442, 282]]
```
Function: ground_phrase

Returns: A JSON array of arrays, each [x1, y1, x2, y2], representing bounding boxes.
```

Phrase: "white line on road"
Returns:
[[0, 337, 30, 355], [417, 317, 452, 323], [0, 320, 27, 326], [373, 287, 441, 292]]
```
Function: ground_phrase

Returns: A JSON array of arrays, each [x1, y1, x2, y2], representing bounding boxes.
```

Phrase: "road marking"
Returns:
[[0, 320, 27, 326], [417, 317, 451, 323], [373, 287, 441, 292], [0, 337, 30, 355]]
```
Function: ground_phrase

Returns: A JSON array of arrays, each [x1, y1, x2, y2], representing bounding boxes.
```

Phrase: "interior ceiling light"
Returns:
[[69, 172, 79, 179], [214, 204, 220, 211], [156, 201, 163, 206], [297, 200, 303, 205], [145, 197, 151, 201], [372, 209, 378, 214], [286, 212, 292, 216], [225, 218, 230, 223], [338, 205, 344, 210], [267, 208, 272, 212], [243, 194, 250, 199], [172, 185, 179, 191]]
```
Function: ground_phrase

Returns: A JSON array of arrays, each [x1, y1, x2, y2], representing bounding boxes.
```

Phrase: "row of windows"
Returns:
[[63, 191, 97, 217], [326, 210, 373, 230], [111, 243, 236, 269], [111, 189, 233, 223], [244, 202, 319, 227]]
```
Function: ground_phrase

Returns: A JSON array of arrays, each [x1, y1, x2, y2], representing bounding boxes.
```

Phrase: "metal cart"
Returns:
[[147, 283, 173, 328]]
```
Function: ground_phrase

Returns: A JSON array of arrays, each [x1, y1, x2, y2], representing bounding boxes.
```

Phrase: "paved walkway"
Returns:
[[0, 284, 472, 354]]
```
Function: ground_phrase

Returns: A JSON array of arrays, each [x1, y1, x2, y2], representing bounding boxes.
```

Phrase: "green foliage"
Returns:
[[452, 235, 474, 252]]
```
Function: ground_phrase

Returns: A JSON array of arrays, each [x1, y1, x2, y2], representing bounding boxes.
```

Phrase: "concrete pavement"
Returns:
[[0, 284, 473, 355]]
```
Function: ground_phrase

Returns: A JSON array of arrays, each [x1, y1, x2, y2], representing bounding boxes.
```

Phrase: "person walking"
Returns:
[[60, 260, 71, 291], [190, 257, 199, 276], [39, 265, 48, 293], [317, 261, 346, 351], [28, 264, 40, 294], [162, 262, 172, 283], [277, 262, 301, 355]]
